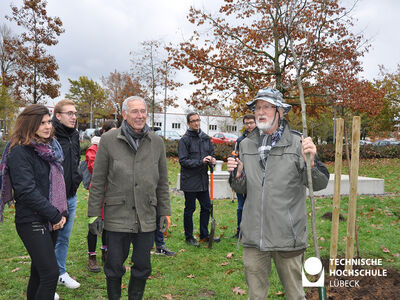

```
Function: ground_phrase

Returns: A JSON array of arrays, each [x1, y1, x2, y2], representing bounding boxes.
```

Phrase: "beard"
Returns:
[[256, 116, 276, 132]]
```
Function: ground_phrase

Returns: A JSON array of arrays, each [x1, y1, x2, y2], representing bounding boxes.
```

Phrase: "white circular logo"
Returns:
[[304, 257, 323, 275]]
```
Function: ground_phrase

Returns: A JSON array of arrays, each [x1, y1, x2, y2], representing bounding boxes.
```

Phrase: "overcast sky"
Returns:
[[1, 0, 399, 108]]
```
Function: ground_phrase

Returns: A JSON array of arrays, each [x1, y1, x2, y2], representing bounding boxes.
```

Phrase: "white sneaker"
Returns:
[[58, 272, 80, 289], [54, 292, 60, 300]]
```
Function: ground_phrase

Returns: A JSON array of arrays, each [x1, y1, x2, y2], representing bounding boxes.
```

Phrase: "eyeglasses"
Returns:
[[131, 109, 146, 115], [59, 111, 78, 117], [189, 119, 201, 123], [255, 105, 277, 112], [244, 121, 255, 126]]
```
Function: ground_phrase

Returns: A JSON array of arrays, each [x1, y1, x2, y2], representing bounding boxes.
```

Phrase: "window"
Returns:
[[209, 124, 217, 131], [154, 122, 162, 127], [172, 123, 181, 129], [227, 125, 237, 132]]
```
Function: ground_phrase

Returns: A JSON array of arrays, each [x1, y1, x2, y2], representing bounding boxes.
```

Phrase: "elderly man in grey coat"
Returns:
[[88, 96, 171, 300], [228, 88, 329, 300]]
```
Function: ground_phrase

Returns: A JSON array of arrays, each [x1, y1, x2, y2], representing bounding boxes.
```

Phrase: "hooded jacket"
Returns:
[[52, 118, 82, 198], [230, 125, 329, 252], [178, 129, 215, 192]]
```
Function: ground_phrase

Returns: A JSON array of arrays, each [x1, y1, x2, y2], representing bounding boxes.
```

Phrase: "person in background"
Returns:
[[178, 112, 219, 247], [232, 114, 256, 239], [1, 104, 67, 300], [88, 96, 171, 300], [154, 215, 175, 256], [86, 120, 117, 272], [52, 99, 82, 291], [228, 88, 329, 300]]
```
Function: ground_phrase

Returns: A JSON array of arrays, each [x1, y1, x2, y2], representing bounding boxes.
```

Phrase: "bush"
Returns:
[[80, 140, 91, 155], [316, 144, 400, 162], [163, 139, 234, 161]]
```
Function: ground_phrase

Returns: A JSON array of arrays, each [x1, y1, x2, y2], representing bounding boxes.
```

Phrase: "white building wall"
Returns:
[[151, 112, 243, 137]]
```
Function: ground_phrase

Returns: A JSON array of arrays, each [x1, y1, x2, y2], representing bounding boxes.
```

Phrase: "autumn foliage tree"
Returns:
[[6, 0, 64, 104], [102, 70, 146, 123], [169, 0, 383, 119], [66, 76, 109, 128]]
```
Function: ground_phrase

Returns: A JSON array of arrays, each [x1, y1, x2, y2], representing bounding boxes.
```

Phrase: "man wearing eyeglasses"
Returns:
[[232, 114, 256, 239], [52, 99, 82, 296], [227, 88, 329, 300], [178, 112, 219, 247]]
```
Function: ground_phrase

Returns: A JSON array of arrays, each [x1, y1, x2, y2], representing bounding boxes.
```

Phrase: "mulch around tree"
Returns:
[[305, 258, 400, 299]]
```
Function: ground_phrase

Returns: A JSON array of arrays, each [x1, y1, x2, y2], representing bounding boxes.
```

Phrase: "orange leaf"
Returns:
[[220, 262, 229, 266], [11, 267, 20, 273], [381, 245, 390, 253], [275, 290, 285, 296], [187, 274, 195, 278], [162, 294, 173, 300], [225, 269, 235, 274], [226, 252, 234, 259]]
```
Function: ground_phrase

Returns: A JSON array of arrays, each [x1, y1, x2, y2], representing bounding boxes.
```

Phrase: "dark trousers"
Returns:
[[154, 216, 164, 248], [183, 191, 211, 240], [105, 231, 154, 280], [88, 229, 107, 253], [236, 193, 246, 232], [16, 222, 59, 300]]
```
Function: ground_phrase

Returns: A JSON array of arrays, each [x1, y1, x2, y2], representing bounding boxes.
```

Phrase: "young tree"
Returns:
[[6, 0, 64, 104], [131, 40, 180, 129], [102, 70, 147, 123], [66, 76, 109, 128]]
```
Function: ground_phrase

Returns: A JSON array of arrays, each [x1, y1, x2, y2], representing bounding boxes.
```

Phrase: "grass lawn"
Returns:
[[0, 158, 399, 299]]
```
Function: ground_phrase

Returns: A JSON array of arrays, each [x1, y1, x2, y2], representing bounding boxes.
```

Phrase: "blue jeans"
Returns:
[[183, 191, 211, 240], [236, 193, 246, 232], [55, 194, 77, 275]]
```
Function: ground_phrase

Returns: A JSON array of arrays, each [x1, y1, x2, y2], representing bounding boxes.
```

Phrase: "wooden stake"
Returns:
[[345, 116, 361, 271], [329, 118, 344, 273]]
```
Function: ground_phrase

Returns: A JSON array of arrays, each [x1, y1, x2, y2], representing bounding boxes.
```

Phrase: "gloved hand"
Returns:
[[159, 216, 169, 233], [89, 216, 103, 236]]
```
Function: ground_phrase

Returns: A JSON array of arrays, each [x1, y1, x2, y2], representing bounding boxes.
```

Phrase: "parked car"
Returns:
[[211, 132, 238, 145], [360, 140, 372, 145], [83, 128, 97, 140], [372, 140, 391, 146], [155, 130, 181, 140]]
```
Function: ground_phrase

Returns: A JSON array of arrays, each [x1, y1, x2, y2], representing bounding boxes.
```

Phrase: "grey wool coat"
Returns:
[[88, 127, 171, 233]]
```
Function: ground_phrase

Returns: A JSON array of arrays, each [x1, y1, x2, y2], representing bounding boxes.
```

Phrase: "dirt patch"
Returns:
[[306, 258, 400, 299]]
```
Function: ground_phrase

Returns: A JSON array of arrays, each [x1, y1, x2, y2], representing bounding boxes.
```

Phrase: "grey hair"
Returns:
[[122, 96, 147, 113]]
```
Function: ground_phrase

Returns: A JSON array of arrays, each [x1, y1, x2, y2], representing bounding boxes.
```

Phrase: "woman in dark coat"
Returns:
[[0, 104, 68, 300]]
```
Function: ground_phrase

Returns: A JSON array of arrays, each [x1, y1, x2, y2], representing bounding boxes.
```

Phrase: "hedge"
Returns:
[[2, 139, 398, 163]]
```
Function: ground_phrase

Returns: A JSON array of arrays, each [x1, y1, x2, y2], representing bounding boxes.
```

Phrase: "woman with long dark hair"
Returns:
[[0, 104, 68, 300]]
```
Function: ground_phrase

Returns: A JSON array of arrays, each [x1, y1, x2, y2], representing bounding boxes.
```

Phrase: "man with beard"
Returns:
[[88, 96, 170, 300], [52, 99, 82, 298], [227, 88, 329, 300]]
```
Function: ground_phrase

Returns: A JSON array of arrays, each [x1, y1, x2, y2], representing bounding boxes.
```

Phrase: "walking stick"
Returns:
[[208, 164, 216, 249]]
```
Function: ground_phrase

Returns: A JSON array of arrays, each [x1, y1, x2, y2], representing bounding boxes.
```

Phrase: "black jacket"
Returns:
[[234, 130, 250, 153], [7, 145, 62, 224], [178, 129, 215, 192], [52, 118, 82, 198]]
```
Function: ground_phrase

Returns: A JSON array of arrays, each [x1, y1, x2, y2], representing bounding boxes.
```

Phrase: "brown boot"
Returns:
[[88, 254, 101, 273]]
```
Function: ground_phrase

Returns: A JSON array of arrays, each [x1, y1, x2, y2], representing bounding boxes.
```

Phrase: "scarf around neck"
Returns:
[[121, 120, 149, 151], [0, 138, 68, 226], [258, 122, 285, 169]]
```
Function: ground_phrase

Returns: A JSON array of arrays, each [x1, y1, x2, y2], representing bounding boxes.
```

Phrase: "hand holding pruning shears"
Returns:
[[203, 155, 216, 165]]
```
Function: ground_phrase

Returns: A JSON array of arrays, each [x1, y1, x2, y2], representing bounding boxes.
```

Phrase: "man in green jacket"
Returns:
[[227, 88, 329, 300], [88, 96, 171, 300]]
